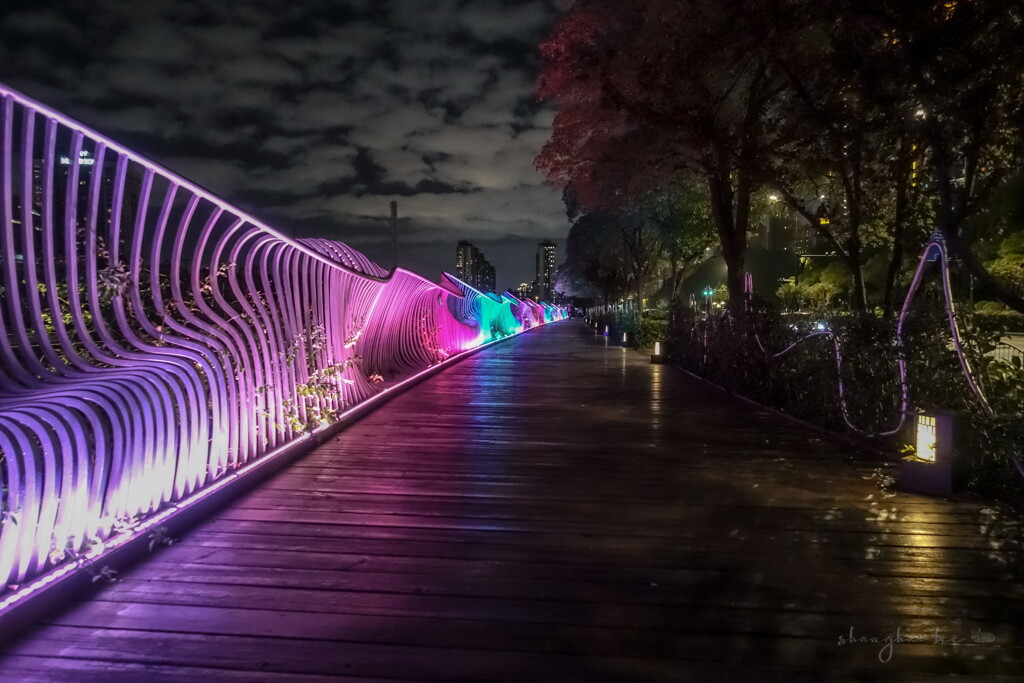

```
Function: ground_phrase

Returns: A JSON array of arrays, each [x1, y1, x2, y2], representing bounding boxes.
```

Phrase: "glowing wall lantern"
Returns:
[[651, 341, 667, 364], [899, 411, 954, 496]]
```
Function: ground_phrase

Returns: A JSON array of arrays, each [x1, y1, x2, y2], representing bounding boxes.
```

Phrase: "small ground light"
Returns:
[[916, 414, 937, 463], [900, 411, 954, 496], [621, 332, 628, 346], [603, 325, 609, 336], [651, 341, 667, 364]]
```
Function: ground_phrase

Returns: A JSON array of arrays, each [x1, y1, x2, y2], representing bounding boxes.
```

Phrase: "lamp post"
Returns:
[[650, 341, 667, 364]]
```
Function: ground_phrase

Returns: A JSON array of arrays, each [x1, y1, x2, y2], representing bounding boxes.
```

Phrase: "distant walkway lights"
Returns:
[[651, 341, 667, 364], [620, 331, 628, 347], [900, 411, 954, 497]]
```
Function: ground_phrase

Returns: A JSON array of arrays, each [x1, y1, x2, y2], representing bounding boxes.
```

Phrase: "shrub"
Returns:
[[668, 295, 1024, 505]]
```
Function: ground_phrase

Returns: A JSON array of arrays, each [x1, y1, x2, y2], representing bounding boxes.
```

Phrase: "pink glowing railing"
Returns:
[[0, 83, 565, 595]]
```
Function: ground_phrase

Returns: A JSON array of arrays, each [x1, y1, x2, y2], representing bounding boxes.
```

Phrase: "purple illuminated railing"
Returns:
[[0, 84, 565, 597]]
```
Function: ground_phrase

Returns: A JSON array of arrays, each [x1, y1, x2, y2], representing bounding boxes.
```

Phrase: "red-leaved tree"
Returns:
[[535, 0, 790, 303]]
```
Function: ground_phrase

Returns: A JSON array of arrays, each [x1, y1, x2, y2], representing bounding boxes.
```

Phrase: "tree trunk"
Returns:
[[669, 255, 679, 309], [706, 173, 747, 304], [883, 140, 910, 318], [721, 237, 746, 304], [842, 173, 869, 312], [940, 225, 1024, 313], [847, 237, 868, 312], [931, 139, 1024, 314], [883, 236, 904, 318]]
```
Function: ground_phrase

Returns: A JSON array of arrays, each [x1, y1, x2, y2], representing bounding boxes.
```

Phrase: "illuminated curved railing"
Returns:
[[503, 291, 550, 329], [0, 83, 565, 596], [444, 276, 523, 345]]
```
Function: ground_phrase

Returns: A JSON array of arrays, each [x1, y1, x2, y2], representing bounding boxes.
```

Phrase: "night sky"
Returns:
[[0, 0, 566, 289]]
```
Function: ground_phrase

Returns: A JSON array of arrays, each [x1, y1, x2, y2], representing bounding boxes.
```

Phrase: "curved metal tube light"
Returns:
[[0, 83, 566, 595], [732, 237, 993, 437]]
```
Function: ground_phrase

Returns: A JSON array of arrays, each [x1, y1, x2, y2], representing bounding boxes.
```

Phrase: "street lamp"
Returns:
[[651, 341, 667, 364]]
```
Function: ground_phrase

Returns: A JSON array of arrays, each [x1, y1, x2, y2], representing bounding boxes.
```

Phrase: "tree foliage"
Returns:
[[561, 183, 714, 307], [537, 0, 789, 302], [538, 0, 1024, 314]]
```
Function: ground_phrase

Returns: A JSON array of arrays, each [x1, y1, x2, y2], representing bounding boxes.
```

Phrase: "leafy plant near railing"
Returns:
[[0, 448, 12, 528], [256, 316, 379, 434], [419, 312, 452, 363], [277, 358, 360, 432], [490, 319, 510, 341], [37, 516, 177, 589], [96, 261, 131, 303]]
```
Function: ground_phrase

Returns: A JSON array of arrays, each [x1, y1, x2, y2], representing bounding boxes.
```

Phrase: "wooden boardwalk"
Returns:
[[1, 321, 1022, 681]]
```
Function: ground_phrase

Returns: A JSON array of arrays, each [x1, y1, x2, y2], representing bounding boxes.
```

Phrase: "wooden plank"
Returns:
[[86, 577, 1024, 626], [223, 491, 1019, 549], [0, 654, 403, 682], [33, 600, 1024, 673], [127, 559, 1024, 606], [10, 629, 1006, 683], [114, 536, 1024, 589]]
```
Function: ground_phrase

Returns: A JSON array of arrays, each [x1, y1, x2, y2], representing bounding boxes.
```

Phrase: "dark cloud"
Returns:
[[0, 0, 565, 288]]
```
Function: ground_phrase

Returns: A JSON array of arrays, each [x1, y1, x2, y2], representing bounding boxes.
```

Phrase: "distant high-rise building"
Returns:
[[535, 241, 556, 301], [34, 149, 143, 234], [792, 218, 814, 254], [455, 240, 478, 282], [756, 215, 794, 251], [454, 240, 497, 292], [479, 262, 496, 294], [791, 216, 834, 254]]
